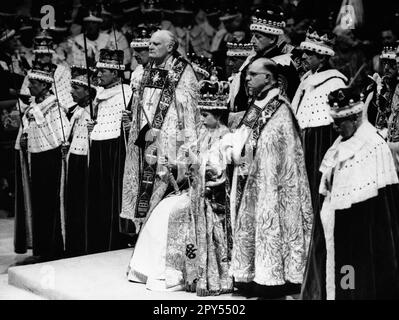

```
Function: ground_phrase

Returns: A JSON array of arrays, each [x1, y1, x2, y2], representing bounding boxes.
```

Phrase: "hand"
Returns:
[[224, 146, 233, 165], [86, 119, 96, 136], [122, 110, 132, 130], [61, 142, 70, 159], [20, 133, 28, 151]]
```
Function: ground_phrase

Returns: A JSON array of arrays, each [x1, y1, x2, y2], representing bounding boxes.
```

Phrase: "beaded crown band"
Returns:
[[300, 28, 335, 56], [227, 43, 254, 57]]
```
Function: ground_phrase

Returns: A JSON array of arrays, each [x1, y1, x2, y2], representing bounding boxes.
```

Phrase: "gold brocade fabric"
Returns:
[[230, 104, 313, 286], [165, 125, 233, 296]]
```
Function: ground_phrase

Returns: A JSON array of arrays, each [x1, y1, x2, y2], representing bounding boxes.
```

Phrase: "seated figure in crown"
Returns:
[[128, 78, 233, 296]]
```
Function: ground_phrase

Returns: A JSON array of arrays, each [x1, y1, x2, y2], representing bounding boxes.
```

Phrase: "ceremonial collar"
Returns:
[[96, 82, 125, 101], [300, 68, 347, 87], [320, 121, 373, 171]]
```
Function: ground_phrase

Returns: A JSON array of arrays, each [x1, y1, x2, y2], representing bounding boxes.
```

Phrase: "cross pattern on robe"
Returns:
[[259, 111, 269, 124], [152, 72, 160, 85], [143, 172, 154, 185]]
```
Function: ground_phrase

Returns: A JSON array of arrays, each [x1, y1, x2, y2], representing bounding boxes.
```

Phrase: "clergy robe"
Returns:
[[121, 56, 199, 231], [226, 87, 313, 292]]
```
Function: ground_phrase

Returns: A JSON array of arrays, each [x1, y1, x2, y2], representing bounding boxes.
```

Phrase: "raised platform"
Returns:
[[8, 249, 247, 300]]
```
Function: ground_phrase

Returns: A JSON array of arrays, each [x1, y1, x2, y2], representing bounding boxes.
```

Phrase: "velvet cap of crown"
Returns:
[[227, 42, 254, 57], [96, 49, 125, 70], [198, 80, 229, 111], [329, 87, 364, 119], [300, 26, 335, 56], [71, 65, 96, 89], [28, 61, 56, 83], [187, 53, 213, 79], [33, 29, 55, 54], [250, 6, 286, 36], [380, 45, 398, 60]]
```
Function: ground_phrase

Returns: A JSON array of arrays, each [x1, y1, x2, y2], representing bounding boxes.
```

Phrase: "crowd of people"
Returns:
[[1, 0, 399, 300]]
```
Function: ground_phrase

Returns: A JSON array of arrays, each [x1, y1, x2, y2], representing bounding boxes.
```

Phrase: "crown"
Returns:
[[380, 46, 398, 60], [71, 65, 96, 89], [33, 30, 55, 54], [28, 61, 56, 83], [187, 53, 213, 79], [96, 49, 125, 70], [329, 87, 364, 119], [130, 24, 159, 48], [198, 80, 229, 111], [300, 27, 335, 56], [226, 42, 254, 57], [250, 7, 285, 36]]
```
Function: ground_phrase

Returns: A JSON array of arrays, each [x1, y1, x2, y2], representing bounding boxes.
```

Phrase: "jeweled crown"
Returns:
[[198, 80, 229, 111]]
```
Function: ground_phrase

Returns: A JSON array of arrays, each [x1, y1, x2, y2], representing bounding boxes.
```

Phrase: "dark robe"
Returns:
[[86, 135, 131, 253], [301, 123, 399, 299], [301, 184, 399, 299], [30, 147, 64, 260], [65, 153, 88, 257]]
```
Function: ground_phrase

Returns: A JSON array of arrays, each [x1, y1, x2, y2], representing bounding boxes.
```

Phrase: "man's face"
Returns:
[[71, 84, 89, 104], [97, 68, 116, 87], [251, 31, 277, 53], [333, 117, 358, 139], [133, 48, 150, 66], [245, 60, 271, 97], [85, 21, 100, 40], [28, 79, 47, 97], [36, 53, 52, 64], [381, 30, 397, 46], [382, 59, 398, 81], [301, 49, 324, 72], [149, 33, 170, 60], [225, 56, 246, 77]]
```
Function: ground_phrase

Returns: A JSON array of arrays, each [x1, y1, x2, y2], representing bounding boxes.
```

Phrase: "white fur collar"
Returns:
[[96, 83, 130, 102], [300, 69, 347, 88]]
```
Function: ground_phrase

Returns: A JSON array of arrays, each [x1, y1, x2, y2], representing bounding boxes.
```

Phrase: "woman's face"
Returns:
[[201, 111, 219, 129]]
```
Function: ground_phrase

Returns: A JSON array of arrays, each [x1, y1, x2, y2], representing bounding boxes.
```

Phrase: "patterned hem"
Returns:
[[232, 273, 255, 283]]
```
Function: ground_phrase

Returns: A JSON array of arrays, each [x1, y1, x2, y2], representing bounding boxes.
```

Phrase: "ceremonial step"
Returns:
[[7, 249, 247, 300]]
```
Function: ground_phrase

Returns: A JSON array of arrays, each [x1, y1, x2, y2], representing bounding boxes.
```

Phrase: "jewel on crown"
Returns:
[[198, 79, 230, 107], [306, 28, 332, 46]]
